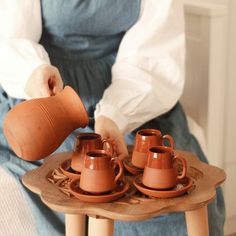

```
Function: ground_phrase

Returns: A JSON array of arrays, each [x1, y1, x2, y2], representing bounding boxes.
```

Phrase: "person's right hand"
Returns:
[[25, 64, 64, 99]]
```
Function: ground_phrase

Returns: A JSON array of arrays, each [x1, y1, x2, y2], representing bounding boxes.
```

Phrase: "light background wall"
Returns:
[[184, 0, 236, 235], [222, 0, 236, 234]]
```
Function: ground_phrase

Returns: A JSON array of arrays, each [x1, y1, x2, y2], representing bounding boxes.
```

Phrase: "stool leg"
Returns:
[[88, 216, 114, 236], [65, 214, 86, 236], [185, 206, 209, 236]]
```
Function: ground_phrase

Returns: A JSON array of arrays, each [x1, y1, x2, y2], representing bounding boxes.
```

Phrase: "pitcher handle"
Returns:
[[173, 154, 187, 179], [162, 134, 175, 149], [111, 158, 123, 184]]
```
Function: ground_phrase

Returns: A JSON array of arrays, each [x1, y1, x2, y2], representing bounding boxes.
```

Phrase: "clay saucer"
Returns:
[[133, 174, 194, 198], [69, 177, 129, 203], [59, 159, 80, 180], [123, 158, 143, 176]]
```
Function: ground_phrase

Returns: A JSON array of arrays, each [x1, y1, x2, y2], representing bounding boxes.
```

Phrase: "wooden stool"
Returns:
[[22, 150, 225, 236]]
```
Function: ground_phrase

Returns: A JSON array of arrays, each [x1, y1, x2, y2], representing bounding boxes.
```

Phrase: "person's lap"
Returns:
[[0, 88, 65, 235], [0, 87, 225, 236]]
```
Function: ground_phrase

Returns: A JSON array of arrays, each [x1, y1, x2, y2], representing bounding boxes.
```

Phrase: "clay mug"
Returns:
[[71, 132, 113, 172], [3, 86, 89, 161], [80, 150, 123, 194], [131, 129, 175, 169], [142, 146, 187, 189]]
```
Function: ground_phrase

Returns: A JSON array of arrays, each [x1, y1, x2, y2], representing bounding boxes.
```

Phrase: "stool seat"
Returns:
[[22, 150, 226, 236]]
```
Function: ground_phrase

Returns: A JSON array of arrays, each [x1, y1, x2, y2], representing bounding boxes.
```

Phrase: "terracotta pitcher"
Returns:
[[3, 86, 89, 161]]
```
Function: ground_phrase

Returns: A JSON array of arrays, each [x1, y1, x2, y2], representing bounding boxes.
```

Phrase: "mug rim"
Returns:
[[149, 145, 173, 155], [86, 149, 111, 159], [76, 132, 101, 139], [137, 128, 161, 136]]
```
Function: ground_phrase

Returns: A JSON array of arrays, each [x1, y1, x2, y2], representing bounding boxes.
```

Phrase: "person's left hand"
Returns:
[[95, 115, 128, 160]]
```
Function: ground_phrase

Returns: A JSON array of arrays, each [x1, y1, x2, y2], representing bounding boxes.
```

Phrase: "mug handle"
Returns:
[[173, 154, 187, 179], [102, 139, 114, 156], [111, 158, 123, 184], [162, 134, 175, 149]]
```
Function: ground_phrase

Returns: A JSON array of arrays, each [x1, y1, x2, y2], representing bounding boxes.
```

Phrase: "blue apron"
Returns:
[[0, 0, 225, 235]]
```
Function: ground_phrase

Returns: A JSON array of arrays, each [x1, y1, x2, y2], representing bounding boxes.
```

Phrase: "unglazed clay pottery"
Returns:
[[3, 86, 88, 161], [69, 177, 129, 203], [131, 129, 175, 169], [80, 150, 123, 194], [59, 159, 80, 180], [142, 146, 187, 189], [71, 132, 113, 172], [133, 174, 193, 198]]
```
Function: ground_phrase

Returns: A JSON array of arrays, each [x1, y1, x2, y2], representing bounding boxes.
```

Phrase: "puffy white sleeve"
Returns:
[[0, 0, 50, 99], [95, 0, 186, 134]]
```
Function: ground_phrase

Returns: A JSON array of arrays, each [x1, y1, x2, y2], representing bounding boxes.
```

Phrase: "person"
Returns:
[[0, 0, 225, 235]]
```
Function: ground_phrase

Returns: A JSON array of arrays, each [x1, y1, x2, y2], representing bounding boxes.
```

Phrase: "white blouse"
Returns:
[[0, 0, 186, 134]]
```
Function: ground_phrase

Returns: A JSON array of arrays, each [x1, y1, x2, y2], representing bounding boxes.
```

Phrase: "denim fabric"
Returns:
[[40, 0, 140, 119], [0, 88, 66, 236], [0, 0, 225, 235], [40, 0, 141, 59]]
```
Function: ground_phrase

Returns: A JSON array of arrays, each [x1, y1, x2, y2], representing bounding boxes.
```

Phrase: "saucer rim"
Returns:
[[59, 159, 81, 179], [69, 178, 129, 202], [133, 174, 193, 198], [123, 158, 143, 175]]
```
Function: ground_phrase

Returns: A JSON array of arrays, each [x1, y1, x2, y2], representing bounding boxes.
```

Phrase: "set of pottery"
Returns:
[[59, 133, 127, 203], [67, 149, 126, 203], [124, 129, 192, 198], [60, 132, 112, 179], [3, 88, 192, 201], [66, 128, 192, 202], [2, 86, 128, 203], [69, 149, 129, 203]]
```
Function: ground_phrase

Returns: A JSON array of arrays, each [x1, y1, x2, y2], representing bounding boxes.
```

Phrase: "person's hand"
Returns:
[[95, 115, 128, 160], [25, 64, 63, 98]]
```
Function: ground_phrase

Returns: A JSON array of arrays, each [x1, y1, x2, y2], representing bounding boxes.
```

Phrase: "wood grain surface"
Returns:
[[22, 149, 226, 221]]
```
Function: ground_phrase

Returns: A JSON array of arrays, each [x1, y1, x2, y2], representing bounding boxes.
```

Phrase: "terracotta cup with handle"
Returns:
[[131, 129, 175, 169], [71, 132, 113, 172], [80, 150, 123, 194], [142, 146, 187, 189]]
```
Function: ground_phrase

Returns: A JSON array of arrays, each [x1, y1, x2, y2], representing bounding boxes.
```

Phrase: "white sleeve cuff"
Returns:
[[0, 39, 51, 99]]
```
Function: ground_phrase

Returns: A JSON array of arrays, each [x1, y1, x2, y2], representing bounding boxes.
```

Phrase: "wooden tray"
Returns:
[[22, 150, 225, 221]]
